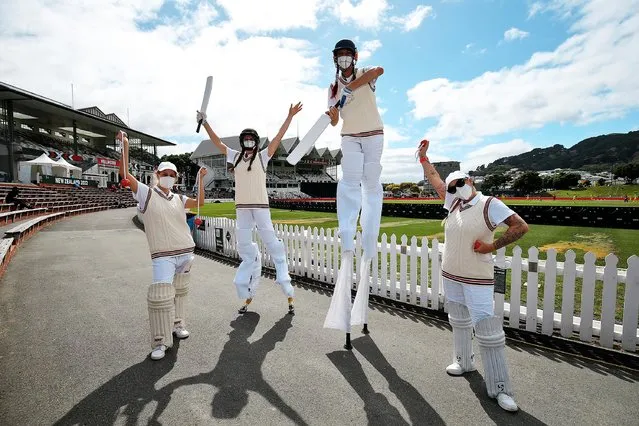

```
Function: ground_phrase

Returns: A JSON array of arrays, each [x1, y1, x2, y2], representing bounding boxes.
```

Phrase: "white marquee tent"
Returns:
[[55, 157, 82, 178], [17, 153, 67, 184]]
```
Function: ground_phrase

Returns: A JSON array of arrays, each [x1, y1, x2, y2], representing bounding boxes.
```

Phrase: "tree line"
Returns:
[[481, 162, 639, 195]]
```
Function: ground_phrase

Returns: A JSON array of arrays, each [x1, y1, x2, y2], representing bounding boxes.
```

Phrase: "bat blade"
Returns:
[[286, 113, 331, 165], [196, 76, 213, 133]]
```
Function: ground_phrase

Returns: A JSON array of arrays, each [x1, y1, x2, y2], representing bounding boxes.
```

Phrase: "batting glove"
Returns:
[[338, 86, 353, 108], [197, 110, 207, 124]]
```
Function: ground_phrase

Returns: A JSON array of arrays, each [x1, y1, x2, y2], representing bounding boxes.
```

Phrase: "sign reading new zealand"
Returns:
[[41, 175, 98, 187]]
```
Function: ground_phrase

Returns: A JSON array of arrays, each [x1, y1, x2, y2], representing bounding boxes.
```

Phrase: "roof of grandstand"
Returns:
[[0, 81, 175, 147], [190, 135, 270, 158], [191, 136, 342, 163]]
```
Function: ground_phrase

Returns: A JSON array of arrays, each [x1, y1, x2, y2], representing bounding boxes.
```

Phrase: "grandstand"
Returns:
[[191, 135, 342, 199], [0, 81, 174, 188]]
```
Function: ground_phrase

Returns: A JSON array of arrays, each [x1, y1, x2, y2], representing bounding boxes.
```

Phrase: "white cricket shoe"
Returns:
[[173, 324, 190, 339], [497, 393, 519, 412], [150, 344, 167, 361], [445, 361, 476, 376]]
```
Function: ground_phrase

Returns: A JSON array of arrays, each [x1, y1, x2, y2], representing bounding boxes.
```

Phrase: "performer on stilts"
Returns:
[[117, 130, 207, 361], [197, 102, 303, 315], [322, 39, 385, 349], [418, 139, 529, 412]]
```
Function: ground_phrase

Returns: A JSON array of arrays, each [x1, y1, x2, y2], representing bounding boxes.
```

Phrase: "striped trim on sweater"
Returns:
[[442, 270, 495, 286], [151, 246, 195, 259]]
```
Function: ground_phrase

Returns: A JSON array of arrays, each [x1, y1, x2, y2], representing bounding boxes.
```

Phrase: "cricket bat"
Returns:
[[287, 102, 340, 166], [196, 76, 213, 133]]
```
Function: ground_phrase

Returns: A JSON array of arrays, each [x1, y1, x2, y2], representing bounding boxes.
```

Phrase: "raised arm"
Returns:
[[418, 140, 445, 200], [268, 102, 303, 157], [347, 66, 384, 91], [184, 167, 208, 209], [116, 131, 139, 194], [197, 111, 228, 156]]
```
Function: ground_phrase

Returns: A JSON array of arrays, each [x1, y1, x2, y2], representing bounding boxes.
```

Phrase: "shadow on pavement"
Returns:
[[327, 335, 446, 426], [149, 312, 307, 425], [53, 340, 181, 425]]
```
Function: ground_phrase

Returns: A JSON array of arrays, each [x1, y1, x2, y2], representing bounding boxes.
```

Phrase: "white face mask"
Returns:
[[337, 55, 353, 70], [159, 176, 176, 189], [243, 139, 256, 149], [456, 183, 473, 200]]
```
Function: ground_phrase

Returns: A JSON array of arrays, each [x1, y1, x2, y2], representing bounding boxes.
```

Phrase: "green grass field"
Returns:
[[385, 198, 636, 207], [195, 202, 639, 268]]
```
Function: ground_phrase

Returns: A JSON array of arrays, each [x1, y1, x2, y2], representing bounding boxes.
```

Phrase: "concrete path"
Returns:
[[0, 207, 637, 426]]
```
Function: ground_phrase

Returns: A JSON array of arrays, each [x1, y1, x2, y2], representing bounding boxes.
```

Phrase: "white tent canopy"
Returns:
[[25, 153, 59, 166], [55, 157, 82, 178], [18, 153, 67, 183]]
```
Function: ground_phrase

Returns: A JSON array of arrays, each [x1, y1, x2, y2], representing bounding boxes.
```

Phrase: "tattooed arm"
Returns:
[[492, 214, 529, 250]]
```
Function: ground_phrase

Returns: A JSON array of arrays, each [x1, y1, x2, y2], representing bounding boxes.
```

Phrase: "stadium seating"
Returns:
[[0, 183, 137, 216], [44, 185, 138, 208]]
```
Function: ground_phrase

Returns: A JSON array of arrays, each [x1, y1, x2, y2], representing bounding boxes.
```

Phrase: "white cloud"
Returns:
[[528, 0, 587, 20], [408, 0, 639, 144], [330, 1, 434, 32], [0, 0, 334, 158], [528, 1, 545, 18], [389, 5, 434, 32], [503, 27, 530, 41], [358, 40, 382, 61], [462, 42, 486, 55], [379, 146, 453, 183], [332, 0, 390, 29], [459, 139, 533, 173], [216, 0, 322, 33]]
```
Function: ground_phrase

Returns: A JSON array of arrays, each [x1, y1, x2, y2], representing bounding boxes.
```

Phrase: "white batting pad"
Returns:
[[147, 282, 176, 349], [474, 316, 514, 398], [447, 301, 475, 373], [173, 272, 190, 327]]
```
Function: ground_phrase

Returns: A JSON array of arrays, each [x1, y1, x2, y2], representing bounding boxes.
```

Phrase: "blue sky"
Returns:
[[1, 0, 637, 182]]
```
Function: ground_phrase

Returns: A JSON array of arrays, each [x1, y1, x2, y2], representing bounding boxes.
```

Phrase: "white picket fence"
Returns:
[[194, 216, 639, 353]]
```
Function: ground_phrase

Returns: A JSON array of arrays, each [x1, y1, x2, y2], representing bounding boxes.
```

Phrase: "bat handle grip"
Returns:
[[196, 119, 203, 133]]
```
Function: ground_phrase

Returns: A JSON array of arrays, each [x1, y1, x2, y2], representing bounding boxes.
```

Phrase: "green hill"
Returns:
[[474, 131, 639, 175]]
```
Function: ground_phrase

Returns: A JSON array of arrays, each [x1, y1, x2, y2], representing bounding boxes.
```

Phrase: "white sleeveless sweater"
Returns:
[[139, 187, 195, 259], [441, 196, 497, 285], [336, 68, 384, 137], [233, 151, 269, 209]]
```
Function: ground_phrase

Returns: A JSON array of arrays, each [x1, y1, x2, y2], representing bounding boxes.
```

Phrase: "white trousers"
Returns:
[[236, 208, 276, 232], [337, 134, 384, 258], [152, 253, 195, 283], [443, 277, 494, 325], [234, 208, 293, 298]]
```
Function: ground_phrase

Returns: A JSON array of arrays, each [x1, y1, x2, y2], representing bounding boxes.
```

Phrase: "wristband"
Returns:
[[419, 156, 429, 163]]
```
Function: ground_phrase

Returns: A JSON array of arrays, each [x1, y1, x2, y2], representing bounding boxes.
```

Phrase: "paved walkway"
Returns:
[[0, 207, 637, 426]]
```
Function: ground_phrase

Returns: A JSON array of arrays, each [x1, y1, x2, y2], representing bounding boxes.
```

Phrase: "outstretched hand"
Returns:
[[418, 139, 429, 157], [116, 130, 128, 143], [196, 110, 207, 125], [288, 102, 303, 117]]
